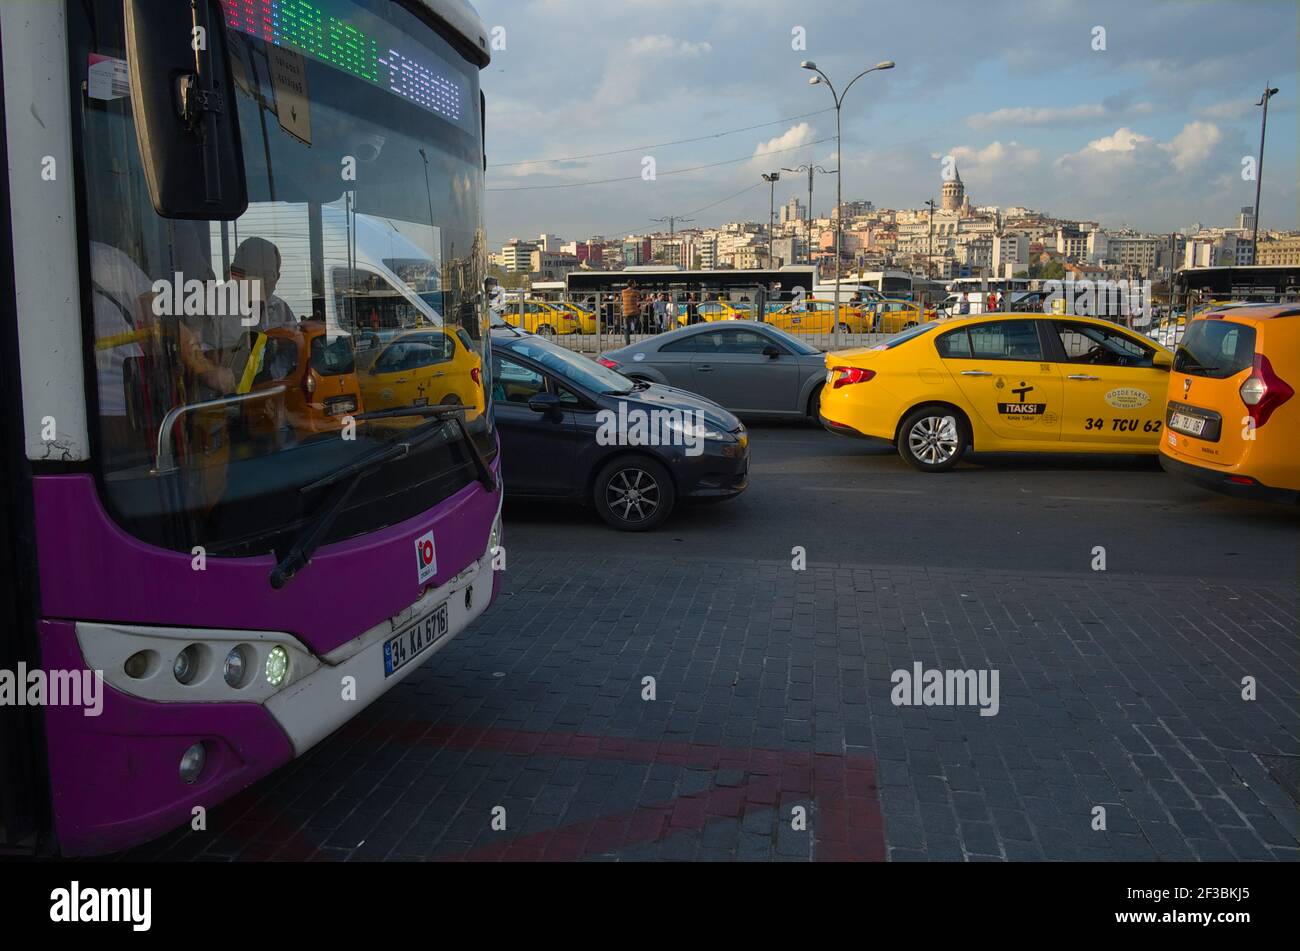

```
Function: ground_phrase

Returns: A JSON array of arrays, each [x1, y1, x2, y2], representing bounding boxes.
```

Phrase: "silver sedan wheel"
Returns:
[[907, 414, 960, 466], [606, 468, 660, 522]]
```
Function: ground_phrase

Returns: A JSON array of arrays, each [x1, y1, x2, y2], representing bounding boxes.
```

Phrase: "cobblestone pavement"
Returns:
[[129, 552, 1299, 862]]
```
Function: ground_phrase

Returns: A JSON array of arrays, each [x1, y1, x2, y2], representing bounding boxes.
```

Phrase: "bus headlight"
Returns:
[[180, 743, 206, 784], [223, 646, 250, 688], [264, 646, 289, 687], [173, 645, 200, 684]]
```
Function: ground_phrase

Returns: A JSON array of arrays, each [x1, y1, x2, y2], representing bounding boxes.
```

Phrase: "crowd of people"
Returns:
[[583, 282, 712, 333]]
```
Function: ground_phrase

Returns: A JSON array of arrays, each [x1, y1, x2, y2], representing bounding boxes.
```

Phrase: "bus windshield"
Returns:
[[71, 0, 491, 556]]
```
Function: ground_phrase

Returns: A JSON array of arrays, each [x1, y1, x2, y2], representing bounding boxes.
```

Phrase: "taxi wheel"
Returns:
[[537, 323, 555, 337], [835, 322, 852, 334], [593, 456, 675, 531], [898, 406, 967, 472]]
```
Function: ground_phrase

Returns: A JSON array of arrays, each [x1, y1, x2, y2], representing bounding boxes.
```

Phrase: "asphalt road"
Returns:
[[503, 421, 1300, 582]]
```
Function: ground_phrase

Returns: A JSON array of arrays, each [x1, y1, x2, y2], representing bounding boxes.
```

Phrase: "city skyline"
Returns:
[[477, 0, 1299, 245]]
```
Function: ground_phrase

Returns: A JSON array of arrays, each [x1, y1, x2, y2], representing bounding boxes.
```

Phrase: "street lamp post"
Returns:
[[1250, 84, 1279, 265], [924, 198, 937, 281], [801, 58, 895, 348], [782, 163, 835, 267], [762, 172, 781, 266]]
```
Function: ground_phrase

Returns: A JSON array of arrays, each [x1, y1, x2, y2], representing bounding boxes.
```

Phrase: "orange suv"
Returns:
[[1160, 304, 1299, 503]]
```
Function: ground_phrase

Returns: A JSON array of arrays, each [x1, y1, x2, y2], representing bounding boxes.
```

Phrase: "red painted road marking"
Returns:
[[207, 721, 884, 861], [397, 724, 884, 861]]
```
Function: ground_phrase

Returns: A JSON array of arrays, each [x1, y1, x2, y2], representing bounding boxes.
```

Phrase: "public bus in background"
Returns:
[[1169, 264, 1300, 311], [1154, 265, 1300, 345], [567, 265, 818, 311], [835, 268, 917, 298], [0, 0, 500, 856]]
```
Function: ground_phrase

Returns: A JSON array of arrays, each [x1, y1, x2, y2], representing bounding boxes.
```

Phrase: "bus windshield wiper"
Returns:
[[352, 406, 497, 494], [268, 407, 494, 589]]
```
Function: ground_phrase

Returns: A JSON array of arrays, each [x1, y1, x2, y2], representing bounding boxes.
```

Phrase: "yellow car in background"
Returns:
[[359, 327, 484, 423], [819, 312, 1174, 471], [676, 300, 751, 326], [872, 299, 938, 334], [768, 298, 869, 334], [1159, 303, 1299, 503], [504, 300, 582, 336], [554, 301, 599, 333]]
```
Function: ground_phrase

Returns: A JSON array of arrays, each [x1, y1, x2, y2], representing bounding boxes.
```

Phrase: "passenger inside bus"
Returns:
[[228, 236, 298, 334]]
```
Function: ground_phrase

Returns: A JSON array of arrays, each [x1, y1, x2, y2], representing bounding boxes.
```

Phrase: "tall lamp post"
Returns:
[[801, 58, 895, 347], [1250, 84, 1279, 265], [782, 163, 835, 266], [762, 172, 781, 266], [924, 198, 937, 281]]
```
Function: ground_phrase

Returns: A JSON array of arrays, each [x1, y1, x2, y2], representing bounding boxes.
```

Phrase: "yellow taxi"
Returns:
[[676, 300, 750, 326], [555, 301, 599, 333], [819, 312, 1174, 471], [1159, 304, 1299, 503], [872, 299, 939, 334], [767, 298, 870, 334], [504, 299, 582, 336], [359, 327, 484, 423]]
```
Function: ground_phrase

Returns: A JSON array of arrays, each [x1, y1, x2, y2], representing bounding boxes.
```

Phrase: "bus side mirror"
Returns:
[[1153, 350, 1173, 371], [125, 0, 247, 220]]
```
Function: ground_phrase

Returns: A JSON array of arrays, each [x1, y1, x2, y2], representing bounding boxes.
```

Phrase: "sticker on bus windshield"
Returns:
[[415, 531, 437, 585], [87, 54, 129, 102]]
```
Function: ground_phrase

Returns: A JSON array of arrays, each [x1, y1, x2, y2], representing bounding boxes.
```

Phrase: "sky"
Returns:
[[473, 0, 1299, 247]]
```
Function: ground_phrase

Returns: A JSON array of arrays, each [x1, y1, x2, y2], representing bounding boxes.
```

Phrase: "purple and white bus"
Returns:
[[0, 0, 500, 855]]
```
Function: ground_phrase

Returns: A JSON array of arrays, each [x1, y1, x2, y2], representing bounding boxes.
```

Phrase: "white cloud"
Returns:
[[746, 122, 818, 173], [1084, 127, 1153, 153], [752, 123, 816, 158], [626, 34, 713, 58], [1161, 120, 1222, 171], [965, 104, 1107, 128], [941, 140, 1041, 168]]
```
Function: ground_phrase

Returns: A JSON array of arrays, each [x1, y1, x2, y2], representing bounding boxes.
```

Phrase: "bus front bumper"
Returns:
[[44, 530, 501, 857]]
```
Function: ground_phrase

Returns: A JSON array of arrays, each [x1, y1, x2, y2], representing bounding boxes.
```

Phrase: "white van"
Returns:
[[210, 201, 445, 339]]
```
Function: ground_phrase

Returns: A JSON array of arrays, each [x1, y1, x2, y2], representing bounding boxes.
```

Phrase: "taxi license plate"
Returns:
[[1168, 412, 1206, 437], [382, 601, 448, 677]]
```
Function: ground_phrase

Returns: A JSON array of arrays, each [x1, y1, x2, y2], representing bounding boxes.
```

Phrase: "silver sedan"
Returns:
[[598, 320, 828, 419]]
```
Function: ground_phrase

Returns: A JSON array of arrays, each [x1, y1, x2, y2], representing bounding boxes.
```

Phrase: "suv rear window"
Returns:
[[1174, 321, 1256, 379]]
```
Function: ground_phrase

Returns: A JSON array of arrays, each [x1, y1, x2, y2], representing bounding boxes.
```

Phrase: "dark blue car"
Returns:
[[489, 331, 749, 530]]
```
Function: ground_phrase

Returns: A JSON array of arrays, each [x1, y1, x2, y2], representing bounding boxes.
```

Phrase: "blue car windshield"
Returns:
[[505, 338, 633, 394]]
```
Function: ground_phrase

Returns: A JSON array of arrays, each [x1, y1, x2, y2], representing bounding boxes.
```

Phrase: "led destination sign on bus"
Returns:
[[220, 0, 467, 127]]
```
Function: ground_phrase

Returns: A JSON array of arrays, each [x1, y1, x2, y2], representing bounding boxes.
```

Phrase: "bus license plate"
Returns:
[[382, 601, 448, 677], [1169, 412, 1206, 437]]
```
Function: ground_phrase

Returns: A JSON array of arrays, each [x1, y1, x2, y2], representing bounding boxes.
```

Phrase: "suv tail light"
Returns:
[[1239, 353, 1293, 427], [597, 357, 620, 370], [830, 366, 876, 389], [470, 367, 481, 385]]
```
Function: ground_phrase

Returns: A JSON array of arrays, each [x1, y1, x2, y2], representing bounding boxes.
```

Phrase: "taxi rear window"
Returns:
[[1174, 321, 1256, 379], [871, 322, 938, 351]]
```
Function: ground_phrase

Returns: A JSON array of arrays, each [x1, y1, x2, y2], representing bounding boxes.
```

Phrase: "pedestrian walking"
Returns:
[[686, 292, 699, 325]]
